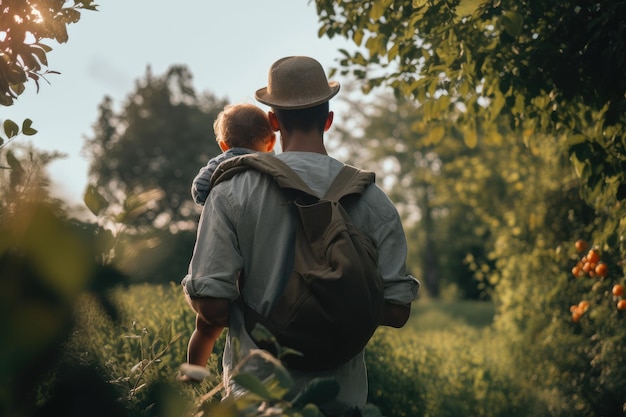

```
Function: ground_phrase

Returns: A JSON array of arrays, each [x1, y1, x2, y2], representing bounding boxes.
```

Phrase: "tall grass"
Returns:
[[64, 284, 552, 416]]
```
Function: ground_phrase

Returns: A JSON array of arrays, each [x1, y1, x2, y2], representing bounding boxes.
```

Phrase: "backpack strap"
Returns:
[[210, 153, 318, 198], [323, 165, 376, 202], [210, 153, 375, 201]]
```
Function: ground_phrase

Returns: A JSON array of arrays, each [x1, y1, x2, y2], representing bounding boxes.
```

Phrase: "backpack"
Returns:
[[210, 153, 385, 371]]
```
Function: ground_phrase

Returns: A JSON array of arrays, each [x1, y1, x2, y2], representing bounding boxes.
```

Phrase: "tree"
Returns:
[[83, 65, 226, 231], [0, 142, 67, 218], [0, 0, 97, 146], [316, 0, 626, 210], [0, 0, 97, 106], [317, 1, 626, 414]]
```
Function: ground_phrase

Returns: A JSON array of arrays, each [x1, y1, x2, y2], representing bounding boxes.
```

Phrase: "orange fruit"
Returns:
[[612, 284, 624, 297], [595, 263, 608, 277], [587, 249, 600, 264], [578, 300, 590, 312], [617, 299, 626, 310], [575, 239, 588, 253]]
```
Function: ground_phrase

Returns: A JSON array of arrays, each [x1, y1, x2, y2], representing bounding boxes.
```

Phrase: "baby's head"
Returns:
[[214, 103, 275, 152]]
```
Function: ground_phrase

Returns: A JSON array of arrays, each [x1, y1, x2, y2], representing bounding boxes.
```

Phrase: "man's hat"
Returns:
[[255, 56, 340, 110]]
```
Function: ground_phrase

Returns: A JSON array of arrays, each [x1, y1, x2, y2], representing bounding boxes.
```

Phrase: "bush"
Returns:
[[367, 320, 547, 417]]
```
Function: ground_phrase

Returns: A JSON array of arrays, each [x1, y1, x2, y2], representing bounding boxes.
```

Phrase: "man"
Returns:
[[180, 56, 419, 416]]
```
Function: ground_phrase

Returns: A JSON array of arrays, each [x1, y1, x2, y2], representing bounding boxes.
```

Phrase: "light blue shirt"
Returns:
[[182, 152, 418, 414]]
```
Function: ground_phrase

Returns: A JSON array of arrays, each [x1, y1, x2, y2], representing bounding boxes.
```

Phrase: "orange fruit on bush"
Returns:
[[575, 239, 588, 253], [587, 249, 600, 264], [613, 284, 624, 297], [617, 299, 626, 310], [578, 300, 590, 312], [594, 263, 608, 277]]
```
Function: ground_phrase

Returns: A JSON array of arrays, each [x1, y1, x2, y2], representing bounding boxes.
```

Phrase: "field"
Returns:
[[59, 283, 558, 417]]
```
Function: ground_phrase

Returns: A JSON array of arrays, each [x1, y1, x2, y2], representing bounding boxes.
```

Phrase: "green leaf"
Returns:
[[455, 0, 484, 18], [232, 373, 273, 400], [353, 29, 364, 46], [426, 125, 446, 145], [271, 362, 294, 389], [370, 0, 392, 20], [501, 11, 523, 37], [250, 323, 276, 345], [463, 124, 478, 148], [569, 153, 590, 178], [292, 377, 340, 407], [22, 119, 38, 135], [83, 184, 109, 216], [3, 119, 19, 139]]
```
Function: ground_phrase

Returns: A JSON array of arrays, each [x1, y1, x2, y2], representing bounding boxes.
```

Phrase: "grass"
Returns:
[[406, 297, 495, 331]]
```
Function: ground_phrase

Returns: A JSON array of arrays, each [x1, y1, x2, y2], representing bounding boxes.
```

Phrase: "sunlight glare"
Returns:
[[30, 5, 44, 23]]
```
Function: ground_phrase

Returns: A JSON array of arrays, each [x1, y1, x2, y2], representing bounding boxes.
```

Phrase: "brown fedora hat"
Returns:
[[255, 56, 340, 110]]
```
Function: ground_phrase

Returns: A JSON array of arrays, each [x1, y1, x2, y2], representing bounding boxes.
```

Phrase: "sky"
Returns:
[[2, 1, 358, 208]]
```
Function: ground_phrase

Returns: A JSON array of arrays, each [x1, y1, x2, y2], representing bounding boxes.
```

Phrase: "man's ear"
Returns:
[[268, 112, 280, 131], [324, 111, 334, 132]]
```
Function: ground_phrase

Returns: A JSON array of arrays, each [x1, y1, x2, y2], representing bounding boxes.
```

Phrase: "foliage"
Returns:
[[331, 91, 501, 299], [318, 2, 626, 415], [66, 284, 384, 417], [0, 0, 98, 106], [82, 180, 196, 284], [368, 324, 549, 417], [66, 284, 205, 416], [0, 119, 38, 150], [0, 196, 126, 417], [65, 286, 567, 417], [82, 65, 227, 231], [0, 142, 66, 213], [0, 0, 97, 140], [316, 0, 626, 208]]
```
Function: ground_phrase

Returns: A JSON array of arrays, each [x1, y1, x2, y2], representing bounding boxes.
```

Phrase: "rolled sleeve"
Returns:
[[182, 186, 242, 301], [375, 207, 420, 306], [383, 274, 420, 305]]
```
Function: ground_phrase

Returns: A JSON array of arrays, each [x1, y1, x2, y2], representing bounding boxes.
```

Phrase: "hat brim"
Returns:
[[255, 82, 340, 110]]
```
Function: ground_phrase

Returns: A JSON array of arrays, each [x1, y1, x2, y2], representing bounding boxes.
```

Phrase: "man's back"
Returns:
[[181, 56, 418, 416], [185, 151, 417, 413]]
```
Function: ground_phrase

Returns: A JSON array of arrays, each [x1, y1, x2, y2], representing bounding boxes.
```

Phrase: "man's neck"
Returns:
[[281, 131, 327, 154]]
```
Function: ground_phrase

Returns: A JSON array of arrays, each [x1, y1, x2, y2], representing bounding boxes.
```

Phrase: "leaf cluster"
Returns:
[[0, 0, 98, 106], [316, 0, 626, 207], [317, 0, 626, 126]]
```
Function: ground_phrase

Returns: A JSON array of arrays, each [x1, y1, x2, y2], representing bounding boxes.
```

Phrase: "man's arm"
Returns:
[[380, 301, 411, 328]]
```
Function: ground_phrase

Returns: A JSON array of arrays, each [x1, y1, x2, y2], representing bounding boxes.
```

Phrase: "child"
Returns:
[[179, 103, 275, 382], [190, 103, 276, 205]]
